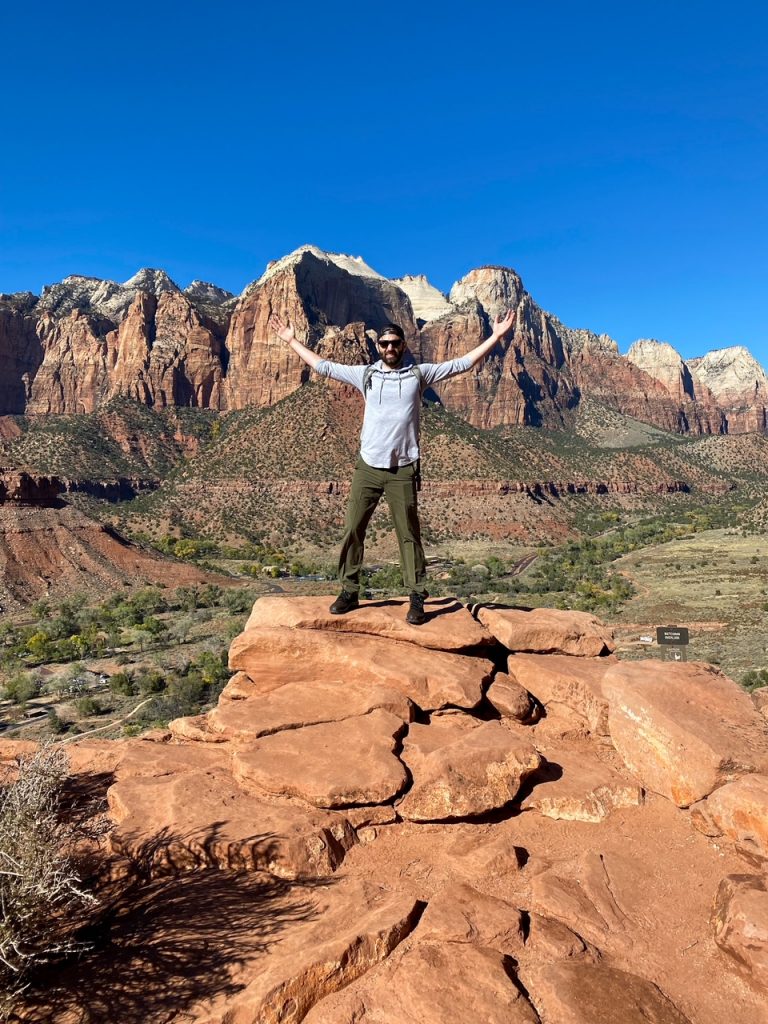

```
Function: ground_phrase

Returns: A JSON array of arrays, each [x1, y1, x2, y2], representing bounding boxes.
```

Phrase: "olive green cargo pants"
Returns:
[[338, 457, 427, 595]]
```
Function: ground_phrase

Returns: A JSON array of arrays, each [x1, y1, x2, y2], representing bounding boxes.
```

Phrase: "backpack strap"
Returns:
[[363, 363, 425, 395], [409, 364, 425, 393]]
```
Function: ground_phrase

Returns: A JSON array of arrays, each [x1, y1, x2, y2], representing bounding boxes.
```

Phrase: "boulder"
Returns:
[[486, 672, 534, 720], [243, 594, 492, 651], [168, 713, 229, 743], [231, 710, 408, 809], [712, 875, 768, 988], [602, 661, 768, 807], [520, 747, 644, 822], [397, 720, 541, 821], [506, 652, 616, 736], [477, 605, 615, 656], [229, 626, 492, 712], [691, 774, 768, 861], [221, 670, 262, 699]]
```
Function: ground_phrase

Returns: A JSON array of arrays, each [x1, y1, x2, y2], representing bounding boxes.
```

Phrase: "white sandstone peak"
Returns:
[[256, 245, 387, 289], [628, 338, 683, 361], [689, 346, 768, 398], [123, 268, 180, 294], [393, 274, 452, 323], [185, 280, 235, 304], [626, 339, 692, 397]]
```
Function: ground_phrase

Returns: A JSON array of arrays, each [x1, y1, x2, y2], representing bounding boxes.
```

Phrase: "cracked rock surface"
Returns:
[[7, 595, 768, 1023]]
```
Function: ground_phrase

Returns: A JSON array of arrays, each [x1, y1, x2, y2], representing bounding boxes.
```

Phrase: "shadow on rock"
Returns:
[[515, 756, 564, 805], [22, 849, 332, 1023]]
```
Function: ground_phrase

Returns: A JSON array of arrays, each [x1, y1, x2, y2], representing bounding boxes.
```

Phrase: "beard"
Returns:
[[382, 348, 405, 368]]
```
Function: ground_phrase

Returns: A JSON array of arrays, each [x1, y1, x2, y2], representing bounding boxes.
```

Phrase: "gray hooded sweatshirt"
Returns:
[[314, 353, 472, 469]]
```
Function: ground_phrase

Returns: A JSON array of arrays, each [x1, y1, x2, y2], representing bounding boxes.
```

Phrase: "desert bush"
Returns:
[[46, 711, 67, 736], [74, 696, 101, 718], [0, 745, 98, 1016], [741, 668, 768, 692]]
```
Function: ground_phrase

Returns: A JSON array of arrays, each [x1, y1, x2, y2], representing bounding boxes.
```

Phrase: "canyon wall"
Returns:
[[1, 246, 765, 434]]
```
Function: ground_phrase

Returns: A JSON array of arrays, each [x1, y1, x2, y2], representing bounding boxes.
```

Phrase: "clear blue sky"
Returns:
[[2, 1, 766, 364]]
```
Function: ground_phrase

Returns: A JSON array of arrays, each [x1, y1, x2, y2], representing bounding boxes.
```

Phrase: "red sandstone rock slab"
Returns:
[[243, 594, 493, 651], [107, 769, 356, 879], [442, 829, 526, 884], [197, 880, 422, 1024], [400, 713, 481, 755], [345, 804, 398, 830], [476, 605, 615, 656], [507, 653, 617, 735], [168, 714, 229, 743], [229, 627, 491, 711], [0, 738, 126, 776], [691, 774, 768, 861], [521, 748, 644, 822], [752, 687, 768, 718], [232, 710, 408, 809], [486, 671, 534, 720], [0, 739, 39, 764], [530, 850, 635, 950], [397, 720, 541, 821], [522, 961, 692, 1023], [303, 940, 540, 1023], [525, 913, 596, 963], [111, 738, 231, 780], [602, 661, 768, 807], [221, 670, 259, 699], [713, 874, 768, 988], [208, 679, 414, 741], [418, 882, 525, 954]]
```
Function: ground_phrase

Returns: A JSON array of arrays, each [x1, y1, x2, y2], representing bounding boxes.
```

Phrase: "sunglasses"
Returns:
[[377, 338, 404, 349]]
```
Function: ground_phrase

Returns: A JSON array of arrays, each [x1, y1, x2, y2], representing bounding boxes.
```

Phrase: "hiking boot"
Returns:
[[330, 590, 359, 615], [406, 591, 427, 626]]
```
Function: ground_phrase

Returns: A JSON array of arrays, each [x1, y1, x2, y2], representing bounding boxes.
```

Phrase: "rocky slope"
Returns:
[[0, 502, 220, 610], [2, 247, 766, 434], [8, 596, 768, 1022]]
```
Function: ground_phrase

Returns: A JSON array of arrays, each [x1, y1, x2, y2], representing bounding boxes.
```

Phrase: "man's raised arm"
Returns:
[[270, 314, 322, 370], [462, 309, 516, 367]]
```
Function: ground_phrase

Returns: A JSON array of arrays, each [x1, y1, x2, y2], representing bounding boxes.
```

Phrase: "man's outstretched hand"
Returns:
[[269, 314, 295, 344], [491, 309, 516, 340]]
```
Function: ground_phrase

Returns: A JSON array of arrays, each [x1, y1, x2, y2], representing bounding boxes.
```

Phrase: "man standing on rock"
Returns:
[[270, 311, 515, 624]]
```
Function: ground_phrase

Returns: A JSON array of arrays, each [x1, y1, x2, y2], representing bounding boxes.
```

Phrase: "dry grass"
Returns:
[[611, 528, 768, 680]]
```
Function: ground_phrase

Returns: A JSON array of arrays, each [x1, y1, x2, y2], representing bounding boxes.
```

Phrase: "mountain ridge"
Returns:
[[0, 246, 766, 434]]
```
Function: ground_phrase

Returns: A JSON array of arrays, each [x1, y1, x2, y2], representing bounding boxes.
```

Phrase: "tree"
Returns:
[[25, 632, 52, 663], [2, 673, 39, 708]]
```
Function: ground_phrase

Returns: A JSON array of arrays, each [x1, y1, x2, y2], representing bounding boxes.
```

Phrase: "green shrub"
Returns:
[[74, 696, 101, 717], [46, 711, 67, 736], [109, 672, 136, 697]]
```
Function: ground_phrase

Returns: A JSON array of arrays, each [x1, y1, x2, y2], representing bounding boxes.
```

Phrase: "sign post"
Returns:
[[656, 626, 690, 662]]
